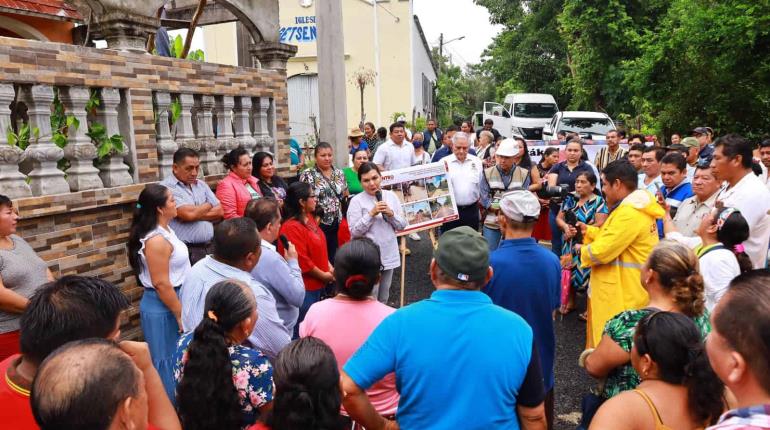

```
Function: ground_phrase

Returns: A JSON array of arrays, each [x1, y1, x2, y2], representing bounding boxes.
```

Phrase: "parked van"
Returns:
[[482, 93, 559, 140]]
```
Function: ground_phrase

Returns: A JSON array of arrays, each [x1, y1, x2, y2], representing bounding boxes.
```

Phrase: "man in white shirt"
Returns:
[[441, 132, 483, 234], [759, 139, 770, 191], [712, 134, 770, 269], [672, 164, 720, 237], [638, 146, 665, 193], [373, 122, 415, 172]]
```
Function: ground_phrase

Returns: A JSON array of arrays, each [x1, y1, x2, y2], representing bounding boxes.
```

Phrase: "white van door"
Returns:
[[482, 102, 512, 138]]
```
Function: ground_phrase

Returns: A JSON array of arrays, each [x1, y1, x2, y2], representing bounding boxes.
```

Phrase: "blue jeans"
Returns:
[[549, 208, 562, 257], [294, 289, 322, 339], [140, 288, 180, 403], [482, 226, 502, 251]]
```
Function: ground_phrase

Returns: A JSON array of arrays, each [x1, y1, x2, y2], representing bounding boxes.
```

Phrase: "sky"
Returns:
[[413, 0, 503, 68]]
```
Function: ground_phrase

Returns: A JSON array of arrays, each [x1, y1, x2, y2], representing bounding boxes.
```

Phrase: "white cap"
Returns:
[[397, 115, 406, 122], [499, 190, 541, 222], [495, 138, 521, 157]]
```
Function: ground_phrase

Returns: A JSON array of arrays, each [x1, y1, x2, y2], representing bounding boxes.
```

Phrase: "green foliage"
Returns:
[[169, 34, 206, 61], [170, 97, 182, 125], [86, 122, 125, 160], [7, 123, 37, 150], [50, 88, 80, 150], [474, 0, 770, 139], [433, 48, 496, 128]]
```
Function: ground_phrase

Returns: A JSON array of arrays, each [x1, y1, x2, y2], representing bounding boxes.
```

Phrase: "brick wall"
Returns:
[[1, 37, 291, 338]]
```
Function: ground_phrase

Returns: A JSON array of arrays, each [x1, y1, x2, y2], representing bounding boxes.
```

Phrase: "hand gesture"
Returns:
[[379, 201, 394, 217], [575, 221, 588, 237], [285, 241, 298, 260], [119, 341, 153, 372], [563, 225, 577, 240]]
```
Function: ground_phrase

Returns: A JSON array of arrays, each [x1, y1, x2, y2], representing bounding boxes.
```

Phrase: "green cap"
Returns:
[[681, 136, 699, 148], [433, 226, 489, 283]]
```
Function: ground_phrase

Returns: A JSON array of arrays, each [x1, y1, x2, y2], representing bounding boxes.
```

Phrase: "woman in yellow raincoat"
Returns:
[[578, 161, 664, 348]]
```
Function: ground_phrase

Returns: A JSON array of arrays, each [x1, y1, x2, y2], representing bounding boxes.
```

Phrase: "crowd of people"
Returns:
[[0, 116, 769, 430]]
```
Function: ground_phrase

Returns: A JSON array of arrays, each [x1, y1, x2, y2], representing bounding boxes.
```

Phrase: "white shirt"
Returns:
[[372, 139, 415, 171], [444, 154, 483, 206], [686, 164, 696, 182], [638, 173, 663, 194], [666, 233, 740, 311], [672, 192, 718, 237], [414, 151, 432, 165], [717, 172, 770, 269], [138, 225, 190, 288], [346, 190, 408, 270]]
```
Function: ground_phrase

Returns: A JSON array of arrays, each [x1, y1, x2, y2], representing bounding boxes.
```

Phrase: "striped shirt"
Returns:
[[160, 175, 220, 244], [180, 256, 290, 360], [707, 404, 770, 430]]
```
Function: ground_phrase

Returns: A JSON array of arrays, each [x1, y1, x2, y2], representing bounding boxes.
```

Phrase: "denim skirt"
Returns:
[[140, 287, 180, 403]]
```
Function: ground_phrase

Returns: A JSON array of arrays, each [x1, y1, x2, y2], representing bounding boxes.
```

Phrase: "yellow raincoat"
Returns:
[[580, 189, 664, 348]]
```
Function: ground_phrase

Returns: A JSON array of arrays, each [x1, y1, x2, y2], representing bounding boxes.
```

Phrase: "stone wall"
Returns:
[[1, 37, 291, 338]]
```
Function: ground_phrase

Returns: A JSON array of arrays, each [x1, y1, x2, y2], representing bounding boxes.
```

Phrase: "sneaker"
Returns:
[[408, 232, 421, 241]]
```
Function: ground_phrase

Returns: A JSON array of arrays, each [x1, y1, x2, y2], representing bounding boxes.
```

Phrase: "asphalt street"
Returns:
[[386, 230, 593, 430]]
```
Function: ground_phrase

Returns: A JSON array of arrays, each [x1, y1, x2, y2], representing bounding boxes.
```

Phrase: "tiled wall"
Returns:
[[1, 36, 290, 338]]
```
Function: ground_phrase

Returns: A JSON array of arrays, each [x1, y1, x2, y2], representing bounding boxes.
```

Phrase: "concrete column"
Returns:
[[154, 92, 177, 180], [61, 86, 103, 190], [214, 95, 236, 158], [249, 42, 297, 71], [0, 84, 31, 198], [316, 0, 349, 168], [197, 95, 222, 175], [21, 85, 69, 196], [96, 88, 133, 187]]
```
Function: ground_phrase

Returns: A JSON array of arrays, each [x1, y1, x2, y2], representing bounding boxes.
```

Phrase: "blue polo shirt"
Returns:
[[344, 289, 543, 430], [483, 238, 561, 391], [658, 180, 694, 238]]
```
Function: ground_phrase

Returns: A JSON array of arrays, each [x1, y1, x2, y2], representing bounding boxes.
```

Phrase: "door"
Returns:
[[482, 102, 512, 138], [287, 74, 320, 146]]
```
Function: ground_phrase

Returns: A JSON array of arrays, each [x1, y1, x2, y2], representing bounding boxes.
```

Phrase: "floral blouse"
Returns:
[[173, 332, 274, 427], [300, 166, 348, 226], [602, 308, 711, 399]]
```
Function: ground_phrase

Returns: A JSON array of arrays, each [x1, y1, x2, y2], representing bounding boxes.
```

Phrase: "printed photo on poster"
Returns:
[[381, 162, 459, 234]]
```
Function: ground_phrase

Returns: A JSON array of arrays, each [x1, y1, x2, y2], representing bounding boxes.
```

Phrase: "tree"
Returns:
[[349, 68, 377, 128]]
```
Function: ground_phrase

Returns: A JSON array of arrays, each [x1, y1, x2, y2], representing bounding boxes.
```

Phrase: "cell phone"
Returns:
[[279, 234, 290, 250]]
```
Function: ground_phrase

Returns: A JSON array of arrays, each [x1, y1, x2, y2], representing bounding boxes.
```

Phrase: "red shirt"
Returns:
[[249, 423, 270, 430], [0, 354, 37, 429], [280, 217, 329, 291]]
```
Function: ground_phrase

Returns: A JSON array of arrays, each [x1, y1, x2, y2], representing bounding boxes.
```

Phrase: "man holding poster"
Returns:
[[442, 132, 483, 234]]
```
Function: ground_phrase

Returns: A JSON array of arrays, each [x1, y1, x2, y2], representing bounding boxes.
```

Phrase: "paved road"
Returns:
[[386, 230, 593, 430]]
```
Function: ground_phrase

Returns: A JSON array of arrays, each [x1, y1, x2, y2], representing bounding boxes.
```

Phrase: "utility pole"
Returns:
[[317, 0, 348, 168], [439, 32, 443, 59]]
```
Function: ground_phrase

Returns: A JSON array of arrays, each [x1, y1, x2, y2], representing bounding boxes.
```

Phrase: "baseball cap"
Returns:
[[397, 115, 406, 123], [348, 128, 364, 138], [692, 127, 709, 136], [433, 226, 489, 283], [499, 190, 541, 223], [680, 137, 699, 148], [495, 138, 520, 157]]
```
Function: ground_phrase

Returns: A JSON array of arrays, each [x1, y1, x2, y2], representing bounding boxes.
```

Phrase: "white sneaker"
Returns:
[[408, 232, 421, 241]]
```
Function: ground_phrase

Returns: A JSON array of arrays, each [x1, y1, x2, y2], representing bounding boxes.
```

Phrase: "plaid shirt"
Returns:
[[708, 404, 770, 430]]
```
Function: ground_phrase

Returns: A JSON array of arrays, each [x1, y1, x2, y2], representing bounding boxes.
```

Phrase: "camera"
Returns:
[[564, 209, 583, 244], [538, 184, 571, 199]]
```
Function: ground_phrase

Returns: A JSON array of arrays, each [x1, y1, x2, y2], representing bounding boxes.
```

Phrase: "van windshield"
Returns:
[[513, 103, 558, 119], [558, 117, 613, 135]]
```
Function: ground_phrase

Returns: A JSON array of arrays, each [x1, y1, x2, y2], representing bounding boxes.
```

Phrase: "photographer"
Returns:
[[546, 139, 594, 256], [555, 171, 608, 317]]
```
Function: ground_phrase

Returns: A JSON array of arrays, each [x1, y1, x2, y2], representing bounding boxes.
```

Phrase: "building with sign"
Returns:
[[200, 0, 437, 145]]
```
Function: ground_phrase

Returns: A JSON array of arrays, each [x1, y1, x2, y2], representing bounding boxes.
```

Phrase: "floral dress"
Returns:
[[173, 332, 274, 427], [602, 308, 711, 398], [300, 166, 348, 226], [560, 194, 608, 291]]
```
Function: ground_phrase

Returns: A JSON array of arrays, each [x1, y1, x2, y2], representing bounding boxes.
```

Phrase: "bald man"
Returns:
[[31, 338, 179, 430]]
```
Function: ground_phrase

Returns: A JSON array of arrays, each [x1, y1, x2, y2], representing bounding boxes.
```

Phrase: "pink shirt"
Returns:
[[300, 297, 399, 415]]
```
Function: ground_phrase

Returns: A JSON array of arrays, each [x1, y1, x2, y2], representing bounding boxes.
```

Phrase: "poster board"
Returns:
[[380, 162, 459, 235], [526, 140, 628, 164]]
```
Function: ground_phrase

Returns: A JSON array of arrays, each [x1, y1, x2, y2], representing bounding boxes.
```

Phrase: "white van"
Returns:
[[482, 93, 559, 140]]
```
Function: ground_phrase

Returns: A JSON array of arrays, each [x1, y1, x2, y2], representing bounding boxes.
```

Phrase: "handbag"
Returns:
[[576, 390, 605, 430]]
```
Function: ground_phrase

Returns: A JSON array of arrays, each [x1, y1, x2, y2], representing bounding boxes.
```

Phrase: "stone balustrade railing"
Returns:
[[153, 92, 277, 180], [0, 83, 135, 198]]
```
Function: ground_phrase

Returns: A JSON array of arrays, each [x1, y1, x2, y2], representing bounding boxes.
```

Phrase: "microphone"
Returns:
[[375, 190, 383, 202]]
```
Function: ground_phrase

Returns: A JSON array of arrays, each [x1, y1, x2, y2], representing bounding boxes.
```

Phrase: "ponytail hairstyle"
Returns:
[[263, 337, 346, 430], [713, 206, 752, 273], [127, 184, 171, 273], [646, 241, 705, 317], [334, 238, 382, 300], [221, 146, 249, 171], [176, 280, 257, 430], [634, 312, 725, 427]]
